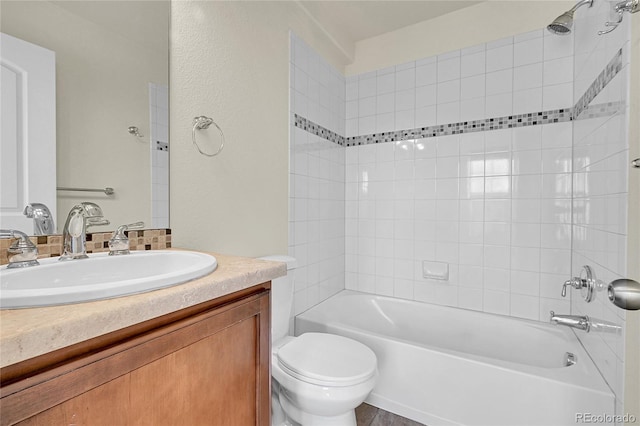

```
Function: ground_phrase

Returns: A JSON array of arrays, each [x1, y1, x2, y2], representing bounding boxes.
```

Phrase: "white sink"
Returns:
[[0, 250, 217, 309]]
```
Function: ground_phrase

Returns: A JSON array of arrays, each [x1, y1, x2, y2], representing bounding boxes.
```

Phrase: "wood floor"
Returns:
[[356, 403, 425, 426]]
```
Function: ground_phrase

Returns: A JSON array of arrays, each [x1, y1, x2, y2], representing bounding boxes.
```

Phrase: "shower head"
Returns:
[[547, 10, 575, 35], [547, 0, 593, 35]]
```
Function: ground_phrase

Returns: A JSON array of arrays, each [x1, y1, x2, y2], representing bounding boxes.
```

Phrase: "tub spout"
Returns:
[[549, 311, 591, 332]]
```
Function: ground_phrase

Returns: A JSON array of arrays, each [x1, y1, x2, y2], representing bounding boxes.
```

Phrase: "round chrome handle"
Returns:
[[608, 279, 640, 310]]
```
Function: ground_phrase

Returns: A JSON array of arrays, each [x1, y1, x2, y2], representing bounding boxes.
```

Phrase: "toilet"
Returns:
[[260, 256, 377, 426]]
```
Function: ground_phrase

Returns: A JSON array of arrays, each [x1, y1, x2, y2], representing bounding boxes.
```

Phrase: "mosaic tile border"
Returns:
[[295, 109, 571, 147], [575, 101, 626, 121], [344, 108, 572, 146], [573, 49, 624, 120], [294, 115, 345, 146], [293, 48, 624, 147], [0, 229, 172, 265]]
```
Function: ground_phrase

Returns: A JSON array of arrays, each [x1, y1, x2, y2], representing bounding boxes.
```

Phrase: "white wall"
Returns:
[[170, 1, 349, 257], [1, 1, 168, 231], [345, 1, 574, 76]]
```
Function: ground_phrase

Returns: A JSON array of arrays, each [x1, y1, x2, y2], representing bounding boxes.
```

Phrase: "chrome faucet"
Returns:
[[0, 229, 39, 268], [549, 311, 591, 332], [108, 221, 144, 255], [60, 202, 110, 260], [23, 203, 55, 235]]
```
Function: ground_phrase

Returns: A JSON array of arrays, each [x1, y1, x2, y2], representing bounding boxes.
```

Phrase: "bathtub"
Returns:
[[295, 290, 615, 426]]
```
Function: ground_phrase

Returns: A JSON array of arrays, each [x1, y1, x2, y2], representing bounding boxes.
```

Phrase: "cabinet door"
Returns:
[[129, 316, 259, 425], [1, 289, 270, 426]]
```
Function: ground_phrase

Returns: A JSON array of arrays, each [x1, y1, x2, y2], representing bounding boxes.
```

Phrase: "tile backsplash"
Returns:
[[0, 229, 171, 265]]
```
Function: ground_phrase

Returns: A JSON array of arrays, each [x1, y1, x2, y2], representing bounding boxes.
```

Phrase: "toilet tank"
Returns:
[[259, 255, 297, 342]]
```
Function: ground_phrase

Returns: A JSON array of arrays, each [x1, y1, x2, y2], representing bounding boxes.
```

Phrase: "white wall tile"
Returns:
[[437, 57, 461, 82], [461, 51, 486, 78], [460, 98, 486, 121], [486, 45, 513, 72], [513, 88, 543, 114], [510, 294, 540, 320], [543, 56, 573, 86], [461, 75, 485, 100], [416, 84, 437, 108], [485, 93, 512, 117], [359, 76, 376, 98], [396, 67, 416, 91], [416, 62, 437, 86], [436, 102, 460, 124], [377, 73, 395, 94], [514, 63, 543, 91], [514, 37, 543, 67], [484, 289, 510, 315], [486, 36, 513, 50], [437, 80, 461, 104], [395, 89, 416, 111], [486, 69, 513, 96], [359, 96, 376, 117], [543, 32, 574, 61]]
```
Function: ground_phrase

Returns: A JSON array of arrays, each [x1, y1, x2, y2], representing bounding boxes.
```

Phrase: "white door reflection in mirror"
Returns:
[[0, 33, 56, 234]]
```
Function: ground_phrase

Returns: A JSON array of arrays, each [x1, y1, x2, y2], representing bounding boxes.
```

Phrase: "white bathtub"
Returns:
[[295, 290, 615, 426]]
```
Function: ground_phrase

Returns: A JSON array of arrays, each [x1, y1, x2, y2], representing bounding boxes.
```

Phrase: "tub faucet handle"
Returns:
[[560, 266, 597, 303], [562, 278, 580, 297]]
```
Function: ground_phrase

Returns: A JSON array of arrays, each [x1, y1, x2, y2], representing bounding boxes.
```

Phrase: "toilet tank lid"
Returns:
[[258, 255, 297, 270]]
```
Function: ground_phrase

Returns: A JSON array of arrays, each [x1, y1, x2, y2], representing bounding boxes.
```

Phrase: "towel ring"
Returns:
[[192, 116, 225, 157]]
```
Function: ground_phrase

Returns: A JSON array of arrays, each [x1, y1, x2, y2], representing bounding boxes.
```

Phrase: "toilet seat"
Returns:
[[276, 333, 377, 387]]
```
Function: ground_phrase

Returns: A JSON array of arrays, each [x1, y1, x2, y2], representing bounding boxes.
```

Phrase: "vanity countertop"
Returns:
[[0, 251, 286, 368]]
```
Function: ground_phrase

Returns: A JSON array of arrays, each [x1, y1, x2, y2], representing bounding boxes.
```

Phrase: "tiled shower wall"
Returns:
[[290, 6, 630, 315], [571, 1, 630, 416], [289, 7, 631, 415], [289, 33, 346, 316], [345, 30, 577, 321]]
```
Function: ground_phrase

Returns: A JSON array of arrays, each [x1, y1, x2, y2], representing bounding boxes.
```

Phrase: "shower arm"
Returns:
[[569, 0, 593, 12]]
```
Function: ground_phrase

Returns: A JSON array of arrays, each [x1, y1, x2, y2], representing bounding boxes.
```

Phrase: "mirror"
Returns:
[[0, 1, 169, 234]]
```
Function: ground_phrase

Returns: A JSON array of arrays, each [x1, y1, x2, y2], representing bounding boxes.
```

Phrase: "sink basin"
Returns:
[[0, 250, 217, 309]]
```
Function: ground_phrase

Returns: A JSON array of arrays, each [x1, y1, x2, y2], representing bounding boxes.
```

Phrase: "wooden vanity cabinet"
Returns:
[[0, 284, 271, 426]]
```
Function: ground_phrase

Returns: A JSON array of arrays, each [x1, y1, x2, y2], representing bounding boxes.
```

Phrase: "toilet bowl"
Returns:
[[273, 333, 377, 425], [259, 256, 377, 426]]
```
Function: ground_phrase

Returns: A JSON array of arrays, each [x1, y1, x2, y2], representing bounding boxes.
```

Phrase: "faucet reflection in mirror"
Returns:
[[23, 203, 55, 236], [60, 202, 110, 261]]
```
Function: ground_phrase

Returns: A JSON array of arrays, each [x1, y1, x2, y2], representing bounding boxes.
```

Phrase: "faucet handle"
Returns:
[[561, 278, 580, 297], [108, 222, 144, 256], [86, 218, 110, 228], [561, 266, 597, 302], [0, 229, 39, 268]]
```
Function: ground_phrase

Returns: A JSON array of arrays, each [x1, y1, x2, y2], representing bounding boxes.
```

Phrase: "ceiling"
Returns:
[[51, 0, 169, 53], [299, 1, 482, 47], [50, 0, 481, 60]]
